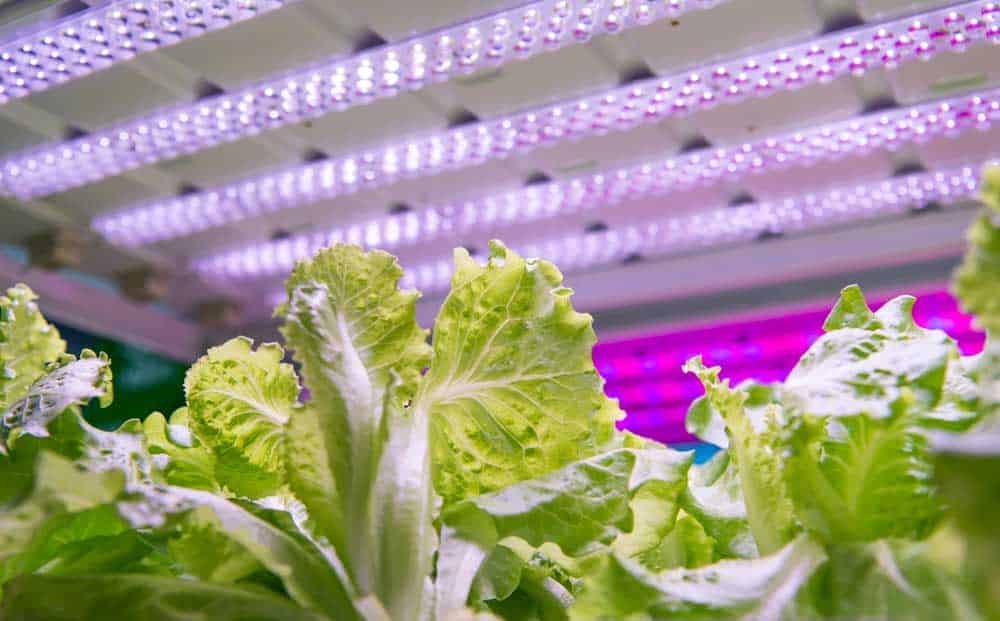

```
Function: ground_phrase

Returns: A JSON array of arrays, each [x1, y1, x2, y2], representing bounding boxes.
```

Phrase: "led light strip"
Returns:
[[0, 0, 729, 199], [192, 89, 1000, 279], [88, 2, 1000, 245], [0, 0, 291, 104], [392, 164, 985, 294], [91, 1, 1000, 246]]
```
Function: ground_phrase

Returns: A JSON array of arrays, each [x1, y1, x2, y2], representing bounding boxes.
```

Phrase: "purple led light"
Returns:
[[0, 0, 728, 200], [0, 0, 291, 104], [91, 3, 1000, 246], [191, 91, 997, 280]]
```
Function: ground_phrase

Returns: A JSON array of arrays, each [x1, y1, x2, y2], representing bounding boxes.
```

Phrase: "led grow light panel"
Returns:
[[0, 0, 291, 104], [0, 0, 729, 199], [86, 2, 1000, 247], [186, 89, 1000, 278]]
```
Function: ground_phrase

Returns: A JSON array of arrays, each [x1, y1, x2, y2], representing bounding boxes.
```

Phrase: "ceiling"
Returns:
[[0, 0, 997, 360]]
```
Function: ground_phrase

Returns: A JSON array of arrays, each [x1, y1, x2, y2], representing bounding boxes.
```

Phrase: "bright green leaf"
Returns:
[[420, 241, 621, 506]]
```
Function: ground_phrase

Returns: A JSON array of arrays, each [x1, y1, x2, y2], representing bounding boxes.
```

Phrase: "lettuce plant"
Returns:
[[1, 166, 998, 620]]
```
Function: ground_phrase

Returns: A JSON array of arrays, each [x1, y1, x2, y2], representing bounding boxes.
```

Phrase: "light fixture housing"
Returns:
[[190, 89, 999, 281], [89, 0, 1000, 246], [0, 0, 291, 104], [0, 0, 729, 199]]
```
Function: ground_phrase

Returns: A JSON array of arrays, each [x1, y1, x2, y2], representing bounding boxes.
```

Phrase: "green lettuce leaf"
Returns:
[[569, 535, 826, 620], [278, 245, 433, 618], [184, 337, 297, 498], [802, 539, 982, 621], [141, 409, 218, 491], [0, 573, 327, 621], [680, 451, 757, 560], [1, 351, 112, 454], [683, 358, 796, 555], [436, 447, 692, 615], [783, 286, 953, 421], [419, 241, 620, 506], [1, 451, 123, 573], [0, 285, 65, 412], [781, 404, 942, 544], [166, 510, 264, 584]]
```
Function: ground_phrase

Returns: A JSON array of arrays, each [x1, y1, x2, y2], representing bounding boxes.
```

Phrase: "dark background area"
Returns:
[[57, 321, 187, 430]]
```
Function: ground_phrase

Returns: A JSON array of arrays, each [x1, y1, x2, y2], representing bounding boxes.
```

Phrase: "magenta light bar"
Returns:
[[192, 91, 999, 278], [0, 0, 292, 104], [395, 164, 985, 293], [90, 2, 1000, 246], [0, 0, 728, 199]]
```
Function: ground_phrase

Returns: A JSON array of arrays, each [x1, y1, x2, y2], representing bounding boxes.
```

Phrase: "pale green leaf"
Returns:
[[437, 448, 692, 615], [278, 244, 432, 615], [683, 358, 796, 555], [0, 573, 327, 621], [569, 535, 826, 621], [0, 285, 65, 412], [0, 450, 123, 569], [419, 241, 620, 505], [680, 451, 757, 560], [783, 286, 953, 420], [782, 408, 942, 544], [142, 409, 218, 491]]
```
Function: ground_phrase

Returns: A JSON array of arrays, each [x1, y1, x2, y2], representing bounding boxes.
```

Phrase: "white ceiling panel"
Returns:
[[424, 42, 621, 119], [888, 43, 1000, 104], [618, 0, 821, 75], [159, 3, 354, 90], [857, 0, 956, 19], [26, 63, 184, 129], [689, 74, 862, 145], [297, 92, 447, 157], [352, 0, 518, 41], [153, 138, 293, 190], [46, 175, 165, 220], [0, 114, 45, 155]]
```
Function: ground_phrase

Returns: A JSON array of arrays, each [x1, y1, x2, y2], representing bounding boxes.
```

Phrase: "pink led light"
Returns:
[[91, 2, 1000, 246], [191, 91, 999, 277], [0, 0, 727, 199], [0, 0, 291, 104]]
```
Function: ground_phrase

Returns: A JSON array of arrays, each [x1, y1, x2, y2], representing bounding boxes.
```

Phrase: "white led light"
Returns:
[[0, 0, 290, 104], [397, 164, 986, 294], [0, 0, 728, 199], [90, 1, 1000, 245], [190, 88, 1000, 278]]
